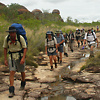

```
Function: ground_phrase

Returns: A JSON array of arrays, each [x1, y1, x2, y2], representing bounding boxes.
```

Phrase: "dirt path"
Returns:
[[0, 32, 100, 100]]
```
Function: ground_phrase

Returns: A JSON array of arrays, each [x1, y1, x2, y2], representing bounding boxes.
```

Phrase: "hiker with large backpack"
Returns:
[[80, 28, 85, 46], [45, 31, 58, 71], [3, 25, 27, 98], [83, 29, 99, 58], [63, 32, 69, 57], [68, 30, 74, 52], [55, 30, 65, 64], [75, 28, 81, 48]]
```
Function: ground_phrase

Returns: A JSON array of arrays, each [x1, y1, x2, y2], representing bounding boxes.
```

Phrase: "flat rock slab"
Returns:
[[63, 72, 100, 84]]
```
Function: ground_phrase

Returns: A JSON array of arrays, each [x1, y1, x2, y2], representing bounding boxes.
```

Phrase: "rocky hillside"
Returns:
[[0, 2, 63, 22]]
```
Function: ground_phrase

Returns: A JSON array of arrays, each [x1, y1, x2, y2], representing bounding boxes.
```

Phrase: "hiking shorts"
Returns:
[[76, 36, 81, 41], [88, 43, 96, 48], [58, 45, 63, 52], [47, 50, 57, 56], [8, 58, 25, 72]]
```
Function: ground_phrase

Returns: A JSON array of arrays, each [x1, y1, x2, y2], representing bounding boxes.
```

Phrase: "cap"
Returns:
[[76, 28, 78, 31], [46, 31, 52, 34]]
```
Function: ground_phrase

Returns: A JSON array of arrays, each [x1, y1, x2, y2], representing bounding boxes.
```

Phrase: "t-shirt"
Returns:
[[3, 35, 27, 60], [55, 34, 64, 44], [84, 32, 97, 44]]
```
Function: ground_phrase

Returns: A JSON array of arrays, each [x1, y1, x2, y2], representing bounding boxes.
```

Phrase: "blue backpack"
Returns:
[[11, 23, 28, 45]]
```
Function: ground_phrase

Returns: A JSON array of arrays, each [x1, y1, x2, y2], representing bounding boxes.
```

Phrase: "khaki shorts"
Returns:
[[8, 58, 25, 72]]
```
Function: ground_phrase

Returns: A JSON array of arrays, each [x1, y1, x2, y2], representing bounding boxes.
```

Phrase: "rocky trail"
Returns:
[[0, 32, 100, 100]]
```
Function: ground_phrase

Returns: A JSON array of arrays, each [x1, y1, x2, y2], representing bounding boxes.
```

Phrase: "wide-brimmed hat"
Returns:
[[6, 26, 17, 32], [55, 30, 60, 34]]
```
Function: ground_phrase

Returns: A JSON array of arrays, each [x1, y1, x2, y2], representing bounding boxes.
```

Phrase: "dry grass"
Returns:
[[61, 25, 97, 31]]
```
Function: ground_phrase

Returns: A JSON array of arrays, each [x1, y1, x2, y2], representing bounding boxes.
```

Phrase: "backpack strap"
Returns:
[[7, 35, 10, 43], [7, 34, 21, 44], [16, 34, 21, 45], [92, 32, 96, 41], [17, 34, 24, 53]]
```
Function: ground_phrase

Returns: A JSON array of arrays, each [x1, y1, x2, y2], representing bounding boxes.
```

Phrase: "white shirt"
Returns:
[[84, 32, 97, 44]]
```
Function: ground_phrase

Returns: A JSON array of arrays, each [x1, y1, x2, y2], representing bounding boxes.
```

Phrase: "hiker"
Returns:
[[97, 26, 99, 32], [55, 30, 65, 64], [3, 26, 27, 98], [63, 32, 69, 57], [68, 30, 74, 52], [75, 28, 81, 47], [45, 31, 58, 71], [64, 32, 69, 44], [80, 28, 85, 46], [59, 30, 68, 57], [91, 28, 94, 33], [83, 29, 99, 58]]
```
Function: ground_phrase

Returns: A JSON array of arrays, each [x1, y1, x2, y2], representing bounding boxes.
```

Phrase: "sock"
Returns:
[[9, 86, 15, 93], [51, 66, 53, 69]]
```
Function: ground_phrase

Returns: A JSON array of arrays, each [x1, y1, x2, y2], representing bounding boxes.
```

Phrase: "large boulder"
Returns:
[[52, 9, 60, 15], [32, 9, 42, 19], [16, 5, 30, 14], [32, 9, 42, 15]]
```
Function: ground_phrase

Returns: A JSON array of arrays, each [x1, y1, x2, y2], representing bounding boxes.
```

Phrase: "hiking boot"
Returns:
[[50, 68, 54, 71], [71, 49, 73, 52], [9, 92, 15, 98], [64, 53, 68, 57], [9, 86, 15, 98], [19, 81, 26, 90], [60, 60, 62, 64], [50, 66, 53, 71], [55, 63, 57, 68]]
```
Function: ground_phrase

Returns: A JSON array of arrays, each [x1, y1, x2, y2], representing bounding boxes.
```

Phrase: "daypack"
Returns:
[[46, 31, 56, 48], [11, 23, 28, 45]]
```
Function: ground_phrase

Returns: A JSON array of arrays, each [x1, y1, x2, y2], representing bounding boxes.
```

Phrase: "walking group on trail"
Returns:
[[45, 28, 99, 70], [3, 23, 99, 98]]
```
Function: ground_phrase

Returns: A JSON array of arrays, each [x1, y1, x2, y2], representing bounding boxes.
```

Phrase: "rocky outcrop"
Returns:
[[52, 9, 60, 15]]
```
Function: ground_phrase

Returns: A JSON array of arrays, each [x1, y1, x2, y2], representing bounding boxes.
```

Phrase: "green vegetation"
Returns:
[[66, 16, 100, 27], [81, 52, 100, 71], [0, 3, 100, 67]]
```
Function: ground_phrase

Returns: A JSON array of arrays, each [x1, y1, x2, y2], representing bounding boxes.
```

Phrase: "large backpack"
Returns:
[[11, 23, 28, 45], [7, 23, 28, 53]]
